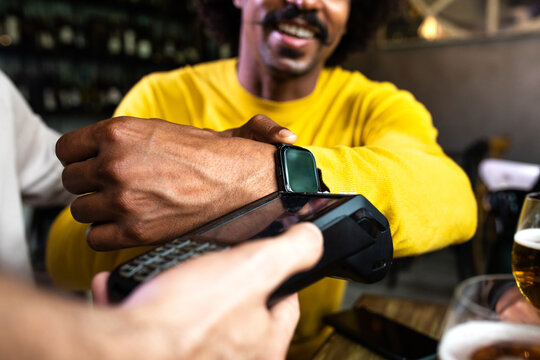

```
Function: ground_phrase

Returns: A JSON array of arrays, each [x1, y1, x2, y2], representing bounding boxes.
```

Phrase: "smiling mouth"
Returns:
[[276, 22, 318, 40]]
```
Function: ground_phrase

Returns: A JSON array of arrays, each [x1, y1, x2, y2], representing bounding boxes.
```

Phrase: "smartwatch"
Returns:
[[274, 143, 321, 193]]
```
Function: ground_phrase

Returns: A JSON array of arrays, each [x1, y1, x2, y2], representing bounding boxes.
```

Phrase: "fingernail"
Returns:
[[279, 128, 297, 140]]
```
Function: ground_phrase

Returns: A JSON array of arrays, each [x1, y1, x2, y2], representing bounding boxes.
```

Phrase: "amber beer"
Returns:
[[471, 342, 540, 360], [512, 228, 540, 310]]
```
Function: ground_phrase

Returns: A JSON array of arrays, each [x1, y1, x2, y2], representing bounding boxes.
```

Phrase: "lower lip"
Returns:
[[269, 29, 316, 49]]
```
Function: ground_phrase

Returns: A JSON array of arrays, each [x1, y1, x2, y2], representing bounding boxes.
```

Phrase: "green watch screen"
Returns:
[[283, 148, 319, 192]]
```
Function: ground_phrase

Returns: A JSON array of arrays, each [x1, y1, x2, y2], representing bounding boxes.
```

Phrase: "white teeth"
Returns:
[[277, 23, 315, 39]]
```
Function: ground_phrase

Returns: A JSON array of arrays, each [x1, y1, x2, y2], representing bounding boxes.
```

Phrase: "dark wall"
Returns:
[[345, 34, 540, 164]]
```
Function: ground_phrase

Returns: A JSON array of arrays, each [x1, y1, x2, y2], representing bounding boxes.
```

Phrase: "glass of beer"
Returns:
[[512, 192, 540, 310], [439, 274, 540, 360]]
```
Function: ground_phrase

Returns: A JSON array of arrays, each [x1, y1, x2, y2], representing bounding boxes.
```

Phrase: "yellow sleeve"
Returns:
[[46, 208, 153, 290], [308, 84, 476, 258], [46, 77, 159, 290]]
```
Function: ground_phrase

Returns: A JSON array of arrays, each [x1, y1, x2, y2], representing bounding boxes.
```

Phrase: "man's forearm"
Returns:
[[5, 224, 323, 360], [0, 275, 169, 360]]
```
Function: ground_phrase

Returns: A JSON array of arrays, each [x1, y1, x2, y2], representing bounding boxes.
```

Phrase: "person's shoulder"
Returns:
[[191, 58, 236, 74], [0, 69, 8, 84], [0, 70, 17, 95], [0, 70, 32, 111]]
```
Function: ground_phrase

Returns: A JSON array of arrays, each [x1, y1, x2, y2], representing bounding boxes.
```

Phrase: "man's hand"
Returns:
[[57, 116, 295, 250], [92, 223, 323, 359], [0, 224, 322, 360], [495, 286, 540, 325]]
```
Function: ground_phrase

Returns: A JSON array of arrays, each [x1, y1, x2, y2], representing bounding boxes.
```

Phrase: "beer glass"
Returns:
[[439, 274, 540, 360], [512, 192, 540, 309]]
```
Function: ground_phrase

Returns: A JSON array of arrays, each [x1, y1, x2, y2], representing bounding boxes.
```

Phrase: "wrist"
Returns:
[[216, 137, 278, 207], [249, 141, 279, 196]]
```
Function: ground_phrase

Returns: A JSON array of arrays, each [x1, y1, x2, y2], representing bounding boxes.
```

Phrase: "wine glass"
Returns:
[[512, 192, 540, 309]]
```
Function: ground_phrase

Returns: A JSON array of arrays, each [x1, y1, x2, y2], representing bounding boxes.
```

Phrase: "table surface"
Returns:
[[313, 293, 449, 360]]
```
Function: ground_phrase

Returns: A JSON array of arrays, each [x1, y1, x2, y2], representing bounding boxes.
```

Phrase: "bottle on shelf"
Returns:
[[3, 6, 21, 46], [0, 0, 220, 122]]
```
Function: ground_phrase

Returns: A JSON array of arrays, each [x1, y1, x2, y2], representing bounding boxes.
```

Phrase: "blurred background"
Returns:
[[0, 0, 228, 132], [2, 0, 539, 300]]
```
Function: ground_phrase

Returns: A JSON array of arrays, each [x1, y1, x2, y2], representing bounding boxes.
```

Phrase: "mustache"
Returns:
[[257, 4, 330, 45]]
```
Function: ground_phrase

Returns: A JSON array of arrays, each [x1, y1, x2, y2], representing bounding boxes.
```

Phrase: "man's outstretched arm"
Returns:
[[55, 115, 293, 251], [5, 223, 322, 360], [47, 114, 296, 289]]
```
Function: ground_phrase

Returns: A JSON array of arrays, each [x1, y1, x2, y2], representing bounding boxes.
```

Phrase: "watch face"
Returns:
[[283, 147, 320, 192]]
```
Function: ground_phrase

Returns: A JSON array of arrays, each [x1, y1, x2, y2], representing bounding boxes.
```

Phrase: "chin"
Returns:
[[258, 42, 325, 78], [265, 55, 321, 78]]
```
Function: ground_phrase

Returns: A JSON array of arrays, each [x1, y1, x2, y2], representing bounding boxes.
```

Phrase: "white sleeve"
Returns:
[[5, 72, 74, 207]]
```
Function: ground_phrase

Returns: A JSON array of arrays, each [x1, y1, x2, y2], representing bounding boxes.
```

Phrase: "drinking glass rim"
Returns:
[[526, 192, 540, 202], [453, 274, 515, 319]]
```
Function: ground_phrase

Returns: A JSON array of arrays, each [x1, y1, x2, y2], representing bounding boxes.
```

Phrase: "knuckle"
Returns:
[[111, 189, 135, 212], [102, 118, 130, 142], [251, 114, 269, 126], [98, 157, 129, 182], [111, 115, 131, 125], [86, 231, 104, 251], [125, 220, 152, 245], [252, 114, 268, 121]]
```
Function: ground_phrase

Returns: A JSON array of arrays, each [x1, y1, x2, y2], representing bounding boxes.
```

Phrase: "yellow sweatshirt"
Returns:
[[47, 58, 476, 355]]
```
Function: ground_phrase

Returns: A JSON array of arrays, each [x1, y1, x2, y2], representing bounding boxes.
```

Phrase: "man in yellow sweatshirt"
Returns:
[[48, 0, 477, 357]]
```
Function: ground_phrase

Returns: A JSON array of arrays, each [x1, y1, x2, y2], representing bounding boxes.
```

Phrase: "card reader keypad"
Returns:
[[118, 239, 228, 283]]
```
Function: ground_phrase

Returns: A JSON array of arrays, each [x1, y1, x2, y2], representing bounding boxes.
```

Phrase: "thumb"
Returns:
[[233, 114, 297, 144], [91, 272, 111, 305]]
